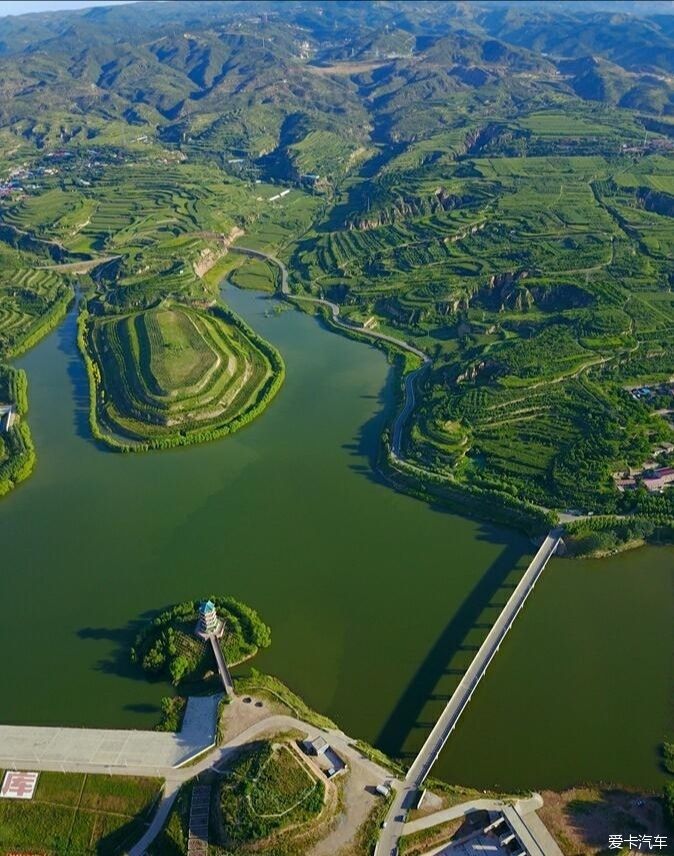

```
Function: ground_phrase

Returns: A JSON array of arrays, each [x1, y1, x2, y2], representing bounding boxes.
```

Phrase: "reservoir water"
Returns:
[[0, 285, 671, 790]]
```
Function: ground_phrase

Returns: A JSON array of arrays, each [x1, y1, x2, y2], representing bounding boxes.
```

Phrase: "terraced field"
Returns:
[[0, 264, 72, 357], [84, 302, 283, 449]]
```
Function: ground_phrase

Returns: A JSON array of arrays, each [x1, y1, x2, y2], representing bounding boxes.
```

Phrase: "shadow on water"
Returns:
[[375, 539, 526, 761], [124, 702, 161, 714], [56, 308, 108, 449], [342, 362, 397, 486], [77, 611, 156, 683]]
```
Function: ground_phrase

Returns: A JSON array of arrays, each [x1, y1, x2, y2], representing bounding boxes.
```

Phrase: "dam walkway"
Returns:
[[377, 527, 563, 855]]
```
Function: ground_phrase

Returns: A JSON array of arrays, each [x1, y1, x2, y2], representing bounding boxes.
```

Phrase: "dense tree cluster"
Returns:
[[131, 596, 271, 687]]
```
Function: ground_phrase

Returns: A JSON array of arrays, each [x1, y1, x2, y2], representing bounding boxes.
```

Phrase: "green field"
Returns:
[[83, 302, 283, 449], [0, 771, 162, 855], [218, 740, 325, 851]]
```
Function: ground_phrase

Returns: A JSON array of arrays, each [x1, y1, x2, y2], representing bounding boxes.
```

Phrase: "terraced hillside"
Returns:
[[82, 303, 284, 450], [289, 104, 674, 538], [1, 0, 674, 546], [0, 255, 72, 358]]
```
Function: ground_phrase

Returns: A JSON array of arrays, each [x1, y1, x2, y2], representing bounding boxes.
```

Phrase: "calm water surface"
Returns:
[[0, 286, 671, 789]]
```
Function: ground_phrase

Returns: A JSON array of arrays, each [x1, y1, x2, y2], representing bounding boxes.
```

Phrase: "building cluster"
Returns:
[[616, 449, 674, 494], [0, 165, 38, 197], [621, 137, 674, 155]]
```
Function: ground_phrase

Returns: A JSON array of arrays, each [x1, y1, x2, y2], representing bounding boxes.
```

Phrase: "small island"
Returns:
[[131, 595, 271, 689], [80, 302, 284, 451]]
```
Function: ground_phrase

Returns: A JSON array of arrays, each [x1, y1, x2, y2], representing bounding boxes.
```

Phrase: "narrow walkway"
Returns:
[[377, 529, 562, 855], [128, 782, 180, 856], [209, 634, 235, 696], [400, 794, 562, 856]]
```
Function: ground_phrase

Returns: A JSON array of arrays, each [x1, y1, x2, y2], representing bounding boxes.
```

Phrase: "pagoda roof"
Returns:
[[200, 599, 216, 613]]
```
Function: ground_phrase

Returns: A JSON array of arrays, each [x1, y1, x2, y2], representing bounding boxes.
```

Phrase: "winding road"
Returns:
[[232, 245, 430, 460]]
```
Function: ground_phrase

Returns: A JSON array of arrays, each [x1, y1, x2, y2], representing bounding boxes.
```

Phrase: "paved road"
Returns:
[[129, 704, 394, 854], [391, 362, 429, 458], [128, 781, 180, 856], [401, 794, 544, 835], [377, 528, 563, 856]]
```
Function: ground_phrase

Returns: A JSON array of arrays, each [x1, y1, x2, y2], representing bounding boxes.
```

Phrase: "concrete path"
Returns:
[[0, 694, 220, 773], [400, 793, 562, 856], [128, 782, 180, 856], [126, 705, 395, 854], [401, 794, 545, 836], [402, 798, 519, 835]]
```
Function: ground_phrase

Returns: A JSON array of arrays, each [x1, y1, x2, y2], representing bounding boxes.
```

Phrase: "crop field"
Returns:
[[1, 31, 673, 533], [218, 740, 324, 849], [0, 770, 161, 855], [0, 151, 320, 314], [85, 302, 278, 446]]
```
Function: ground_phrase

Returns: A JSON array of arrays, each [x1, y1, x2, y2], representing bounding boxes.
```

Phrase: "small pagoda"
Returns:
[[195, 599, 224, 639]]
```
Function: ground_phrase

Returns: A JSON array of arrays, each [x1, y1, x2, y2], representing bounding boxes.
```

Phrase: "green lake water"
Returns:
[[0, 285, 671, 790]]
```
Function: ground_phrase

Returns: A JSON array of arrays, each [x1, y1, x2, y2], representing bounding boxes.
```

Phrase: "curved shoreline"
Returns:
[[232, 245, 554, 536]]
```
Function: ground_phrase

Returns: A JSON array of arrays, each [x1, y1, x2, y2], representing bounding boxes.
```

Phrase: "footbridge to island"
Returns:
[[209, 634, 235, 696]]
